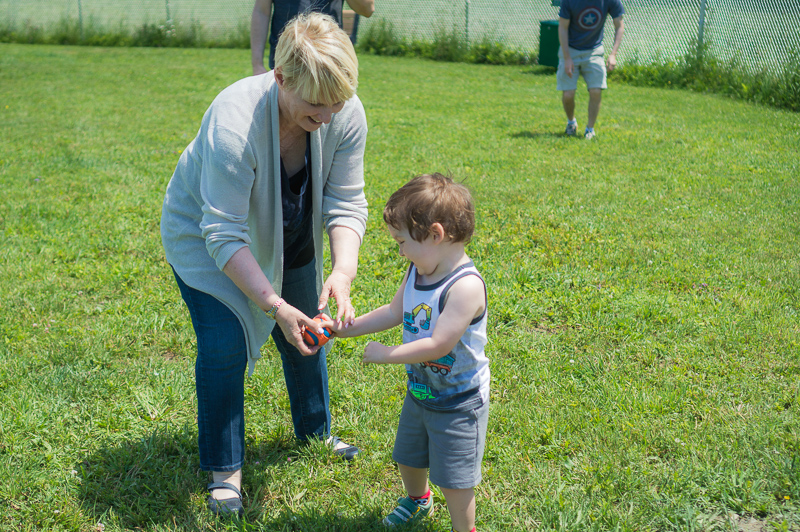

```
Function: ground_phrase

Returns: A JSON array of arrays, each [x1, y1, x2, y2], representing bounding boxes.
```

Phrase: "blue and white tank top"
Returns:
[[403, 261, 490, 412]]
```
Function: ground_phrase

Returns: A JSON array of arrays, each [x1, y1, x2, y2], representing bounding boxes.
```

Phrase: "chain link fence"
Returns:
[[1, 0, 253, 37], [2, 0, 798, 72], [359, 0, 800, 73]]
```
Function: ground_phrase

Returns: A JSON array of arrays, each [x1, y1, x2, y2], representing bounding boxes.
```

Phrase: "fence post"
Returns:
[[697, 0, 707, 51], [78, 0, 83, 41], [465, 0, 470, 44]]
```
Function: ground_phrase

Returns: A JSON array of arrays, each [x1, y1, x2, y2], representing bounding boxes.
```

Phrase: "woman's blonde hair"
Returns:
[[274, 12, 359, 106]]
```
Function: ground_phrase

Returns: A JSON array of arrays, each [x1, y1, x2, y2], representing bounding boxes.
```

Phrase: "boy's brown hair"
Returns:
[[383, 173, 475, 243]]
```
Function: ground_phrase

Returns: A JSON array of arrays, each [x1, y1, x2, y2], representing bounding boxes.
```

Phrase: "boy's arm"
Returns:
[[363, 274, 485, 365], [323, 271, 407, 337]]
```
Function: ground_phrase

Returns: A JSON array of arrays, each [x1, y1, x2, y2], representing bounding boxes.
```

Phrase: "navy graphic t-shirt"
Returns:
[[559, 0, 624, 51]]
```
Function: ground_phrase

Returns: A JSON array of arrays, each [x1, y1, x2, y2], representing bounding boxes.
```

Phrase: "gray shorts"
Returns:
[[557, 45, 607, 91], [392, 392, 489, 490]]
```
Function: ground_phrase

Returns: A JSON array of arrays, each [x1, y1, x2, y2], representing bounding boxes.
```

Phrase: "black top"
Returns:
[[281, 133, 314, 269], [268, 0, 344, 69]]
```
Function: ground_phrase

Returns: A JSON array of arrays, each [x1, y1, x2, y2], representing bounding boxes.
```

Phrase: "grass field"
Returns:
[[1, 43, 800, 531]]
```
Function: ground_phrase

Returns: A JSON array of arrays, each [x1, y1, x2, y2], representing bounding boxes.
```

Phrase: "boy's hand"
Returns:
[[362, 341, 389, 364], [319, 314, 352, 338], [302, 314, 333, 347]]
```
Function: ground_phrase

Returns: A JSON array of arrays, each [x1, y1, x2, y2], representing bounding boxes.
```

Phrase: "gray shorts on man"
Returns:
[[557, 45, 607, 91]]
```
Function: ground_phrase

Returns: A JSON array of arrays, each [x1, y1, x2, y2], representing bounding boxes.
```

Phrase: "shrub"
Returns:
[[357, 18, 532, 66], [357, 18, 406, 57], [469, 35, 531, 65], [429, 25, 468, 63], [613, 38, 800, 112]]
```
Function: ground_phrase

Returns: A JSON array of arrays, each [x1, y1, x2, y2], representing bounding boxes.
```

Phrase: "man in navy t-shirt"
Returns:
[[557, 0, 625, 139]]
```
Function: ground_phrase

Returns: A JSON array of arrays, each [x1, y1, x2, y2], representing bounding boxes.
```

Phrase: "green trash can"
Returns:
[[538, 20, 560, 68]]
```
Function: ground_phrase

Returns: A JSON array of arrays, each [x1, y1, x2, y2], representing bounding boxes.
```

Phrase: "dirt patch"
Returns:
[[161, 350, 181, 361], [736, 518, 768, 532], [717, 514, 792, 532]]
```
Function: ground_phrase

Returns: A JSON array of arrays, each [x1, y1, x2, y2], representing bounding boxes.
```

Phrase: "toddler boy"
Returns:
[[325, 173, 489, 532]]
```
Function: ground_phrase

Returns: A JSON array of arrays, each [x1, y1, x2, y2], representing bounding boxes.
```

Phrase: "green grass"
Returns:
[[1, 43, 800, 531]]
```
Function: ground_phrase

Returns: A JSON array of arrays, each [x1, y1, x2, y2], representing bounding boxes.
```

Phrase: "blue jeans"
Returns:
[[173, 259, 331, 472]]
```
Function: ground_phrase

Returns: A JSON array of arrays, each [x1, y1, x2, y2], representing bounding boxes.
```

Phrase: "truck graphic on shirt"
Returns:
[[421, 354, 455, 376], [403, 303, 432, 334], [408, 380, 436, 401]]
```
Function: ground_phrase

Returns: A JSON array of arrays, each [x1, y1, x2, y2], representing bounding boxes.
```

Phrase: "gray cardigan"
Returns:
[[160, 71, 368, 374]]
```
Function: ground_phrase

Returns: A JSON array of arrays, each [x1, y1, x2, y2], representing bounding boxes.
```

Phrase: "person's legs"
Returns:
[[427, 401, 489, 532], [271, 259, 332, 441], [173, 269, 247, 501], [562, 90, 577, 122], [210, 469, 242, 505], [385, 395, 434, 526], [582, 46, 607, 135], [587, 88, 602, 130], [382, 464, 434, 526], [398, 463, 430, 498], [556, 47, 580, 135], [440, 487, 475, 532]]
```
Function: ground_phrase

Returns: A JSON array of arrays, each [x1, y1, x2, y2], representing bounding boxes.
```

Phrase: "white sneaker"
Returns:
[[584, 128, 596, 140], [565, 120, 578, 136]]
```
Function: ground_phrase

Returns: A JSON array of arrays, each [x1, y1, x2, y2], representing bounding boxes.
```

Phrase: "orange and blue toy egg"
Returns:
[[303, 316, 332, 347]]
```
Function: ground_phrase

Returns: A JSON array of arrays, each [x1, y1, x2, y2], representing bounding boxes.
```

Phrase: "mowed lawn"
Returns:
[[0, 44, 799, 531]]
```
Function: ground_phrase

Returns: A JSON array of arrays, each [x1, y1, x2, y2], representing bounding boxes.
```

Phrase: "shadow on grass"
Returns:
[[76, 425, 305, 528], [76, 425, 202, 528], [512, 131, 563, 140], [76, 424, 423, 529], [523, 65, 557, 75], [252, 508, 394, 531]]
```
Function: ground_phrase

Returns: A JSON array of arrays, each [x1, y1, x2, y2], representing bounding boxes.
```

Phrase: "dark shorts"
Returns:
[[392, 393, 489, 490]]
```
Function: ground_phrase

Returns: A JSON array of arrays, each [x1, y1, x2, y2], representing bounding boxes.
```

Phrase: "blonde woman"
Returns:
[[160, 12, 367, 517]]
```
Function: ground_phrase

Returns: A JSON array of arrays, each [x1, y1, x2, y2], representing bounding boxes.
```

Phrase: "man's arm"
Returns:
[[251, 0, 272, 75], [607, 16, 624, 72], [558, 17, 573, 77], [344, 0, 375, 18]]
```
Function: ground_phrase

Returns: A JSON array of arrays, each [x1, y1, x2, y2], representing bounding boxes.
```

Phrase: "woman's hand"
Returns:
[[318, 270, 356, 328], [324, 226, 361, 329], [275, 302, 325, 356]]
